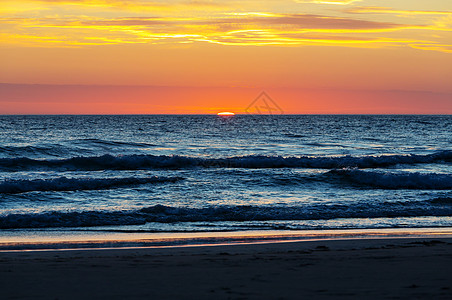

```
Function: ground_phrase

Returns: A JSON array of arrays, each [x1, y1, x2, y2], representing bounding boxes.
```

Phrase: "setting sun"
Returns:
[[217, 112, 235, 116]]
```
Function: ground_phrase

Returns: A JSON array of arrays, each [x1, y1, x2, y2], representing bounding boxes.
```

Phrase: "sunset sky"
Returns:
[[1, 0, 451, 114]]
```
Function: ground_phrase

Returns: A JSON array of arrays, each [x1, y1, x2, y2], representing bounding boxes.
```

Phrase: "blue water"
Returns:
[[0, 115, 451, 233]]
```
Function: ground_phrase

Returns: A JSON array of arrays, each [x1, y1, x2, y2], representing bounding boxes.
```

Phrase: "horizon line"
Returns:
[[1, 113, 451, 116]]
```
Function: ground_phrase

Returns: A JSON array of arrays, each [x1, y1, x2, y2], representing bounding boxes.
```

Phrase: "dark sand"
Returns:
[[1, 238, 451, 299]]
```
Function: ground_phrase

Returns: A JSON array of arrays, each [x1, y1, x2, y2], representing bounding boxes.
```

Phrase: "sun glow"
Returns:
[[217, 112, 235, 116], [1, 0, 452, 114]]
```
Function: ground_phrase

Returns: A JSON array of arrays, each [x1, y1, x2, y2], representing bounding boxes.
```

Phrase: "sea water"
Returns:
[[0, 115, 451, 239]]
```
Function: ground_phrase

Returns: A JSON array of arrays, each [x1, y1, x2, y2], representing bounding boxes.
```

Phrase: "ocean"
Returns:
[[0, 115, 451, 247]]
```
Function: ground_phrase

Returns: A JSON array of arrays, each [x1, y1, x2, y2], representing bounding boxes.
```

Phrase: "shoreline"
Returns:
[[1, 237, 451, 299], [1, 227, 452, 252]]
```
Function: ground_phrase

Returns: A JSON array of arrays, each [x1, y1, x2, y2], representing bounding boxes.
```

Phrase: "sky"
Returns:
[[0, 0, 451, 114]]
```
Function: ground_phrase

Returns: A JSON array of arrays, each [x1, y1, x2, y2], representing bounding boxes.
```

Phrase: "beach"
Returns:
[[1, 237, 451, 299]]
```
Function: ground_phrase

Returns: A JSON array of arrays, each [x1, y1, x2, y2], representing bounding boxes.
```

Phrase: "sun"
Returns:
[[217, 112, 235, 116]]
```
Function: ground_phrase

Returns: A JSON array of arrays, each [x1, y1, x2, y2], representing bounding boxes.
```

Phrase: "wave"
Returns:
[[0, 176, 183, 194], [0, 144, 102, 160], [1, 151, 450, 171], [73, 138, 156, 148], [331, 169, 452, 190], [0, 145, 62, 157], [1, 200, 452, 229], [0, 139, 157, 158]]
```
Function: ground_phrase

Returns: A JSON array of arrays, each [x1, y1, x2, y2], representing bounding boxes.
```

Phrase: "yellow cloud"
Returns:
[[0, 32, 116, 47], [1, 8, 450, 53], [0, 0, 229, 14], [409, 43, 452, 53], [0, 1, 49, 15], [434, 15, 452, 29], [295, 0, 362, 5], [346, 7, 452, 16]]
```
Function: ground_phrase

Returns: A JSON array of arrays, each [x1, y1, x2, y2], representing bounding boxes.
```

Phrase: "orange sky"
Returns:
[[1, 0, 451, 114]]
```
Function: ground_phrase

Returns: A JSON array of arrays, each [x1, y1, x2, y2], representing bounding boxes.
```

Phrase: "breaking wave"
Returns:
[[0, 151, 450, 171], [0, 176, 183, 194], [331, 169, 452, 190], [1, 200, 451, 229]]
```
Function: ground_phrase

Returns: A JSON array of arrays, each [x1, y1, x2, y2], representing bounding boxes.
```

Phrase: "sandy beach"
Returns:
[[1, 237, 451, 299]]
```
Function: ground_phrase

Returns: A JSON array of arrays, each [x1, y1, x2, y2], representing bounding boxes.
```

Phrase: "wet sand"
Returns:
[[1, 238, 451, 299]]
